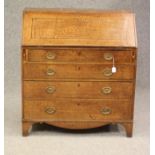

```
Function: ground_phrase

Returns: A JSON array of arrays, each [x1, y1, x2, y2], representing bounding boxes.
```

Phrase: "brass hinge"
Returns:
[[23, 49, 27, 61], [132, 51, 136, 62]]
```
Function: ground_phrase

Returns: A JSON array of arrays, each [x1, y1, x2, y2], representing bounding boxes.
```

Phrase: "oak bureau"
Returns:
[[22, 9, 137, 137]]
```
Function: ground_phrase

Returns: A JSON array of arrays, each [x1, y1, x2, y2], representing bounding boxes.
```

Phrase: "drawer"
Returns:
[[27, 49, 135, 63], [23, 63, 135, 80], [23, 81, 133, 99], [24, 99, 132, 121]]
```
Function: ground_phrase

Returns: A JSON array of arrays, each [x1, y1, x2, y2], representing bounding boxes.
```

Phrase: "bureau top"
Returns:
[[22, 9, 137, 47]]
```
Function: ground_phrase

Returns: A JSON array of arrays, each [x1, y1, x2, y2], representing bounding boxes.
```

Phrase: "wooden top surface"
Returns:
[[22, 9, 137, 47]]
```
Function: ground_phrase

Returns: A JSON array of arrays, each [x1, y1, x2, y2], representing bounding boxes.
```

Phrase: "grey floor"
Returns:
[[4, 88, 149, 155]]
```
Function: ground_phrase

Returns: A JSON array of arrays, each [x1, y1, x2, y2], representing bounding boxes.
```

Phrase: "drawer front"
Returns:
[[24, 99, 132, 121], [24, 81, 133, 99], [24, 63, 135, 80], [27, 49, 135, 63]]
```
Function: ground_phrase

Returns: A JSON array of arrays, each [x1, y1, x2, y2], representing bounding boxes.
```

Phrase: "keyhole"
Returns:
[[77, 83, 80, 87], [77, 51, 81, 56], [77, 102, 80, 106], [75, 65, 81, 71]]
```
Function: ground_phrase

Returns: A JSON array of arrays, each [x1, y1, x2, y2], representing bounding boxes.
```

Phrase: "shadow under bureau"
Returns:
[[22, 9, 137, 137]]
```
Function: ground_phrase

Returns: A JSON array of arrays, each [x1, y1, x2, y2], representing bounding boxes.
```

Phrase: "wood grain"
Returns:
[[23, 81, 133, 99], [23, 63, 135, 80], [22, 9, 137, 47], [24, 99, 132, 121], [27, 48, 135, 63]]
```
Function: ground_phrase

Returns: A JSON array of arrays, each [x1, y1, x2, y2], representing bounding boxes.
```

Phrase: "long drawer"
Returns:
[[23, 81, 133, 99], [23, 63, 135, 80], [24, 99, 132, 121], [27, 49, 135, 63]]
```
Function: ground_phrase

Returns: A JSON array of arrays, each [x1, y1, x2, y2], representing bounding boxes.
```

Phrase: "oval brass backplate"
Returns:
[[101, 87, 112, 94], [46, 86, 56, 94], [46, 52, 56, 60], [46, 68, 55, 76], [104, 53, 113, 61], [45, 107, 56, 114], [101, 108, 112, 115], [103, 68, 112, 77]]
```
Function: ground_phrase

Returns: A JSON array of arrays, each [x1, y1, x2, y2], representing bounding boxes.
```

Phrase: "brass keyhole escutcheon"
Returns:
[[104, 53, 113, 61], [101, 107, 112, 115], [46, 68, 55, 76], [103, 68, 112, 77], [101, 87, 112, 94], [46, 52, 56, 60], [46, 86, 56, 94], [45, 107, 56, 114]]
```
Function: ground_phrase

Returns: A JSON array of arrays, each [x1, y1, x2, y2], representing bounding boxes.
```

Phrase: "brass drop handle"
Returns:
[[45, 107, 56, 114], [101, 108, 112, 115], [103, 68, 112, 77], [101, 87, 112, 94], [46, 52, 56, 60], [46, 86, 56, 94], [46, 68, 55, 76], [104, 53, 113, 61]]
